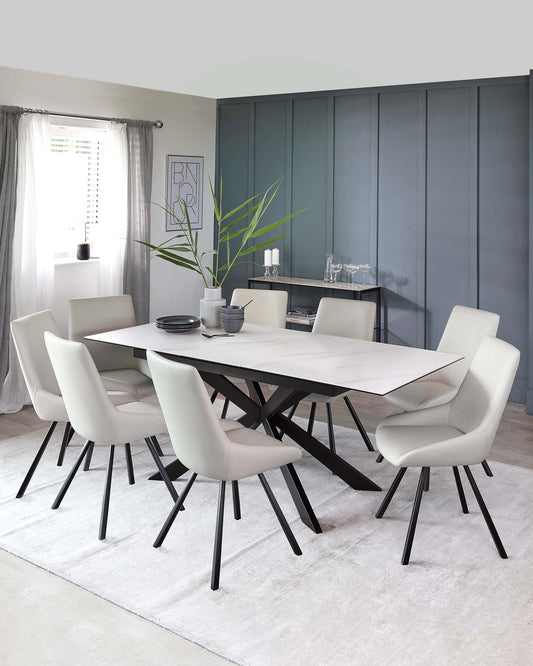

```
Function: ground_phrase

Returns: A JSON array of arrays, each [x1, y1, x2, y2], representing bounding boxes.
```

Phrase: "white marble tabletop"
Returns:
[[88, 323, 462, 396]]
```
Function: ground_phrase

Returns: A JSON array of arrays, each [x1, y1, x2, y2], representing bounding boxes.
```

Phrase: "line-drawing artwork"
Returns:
[[166, 155, 203, 230]]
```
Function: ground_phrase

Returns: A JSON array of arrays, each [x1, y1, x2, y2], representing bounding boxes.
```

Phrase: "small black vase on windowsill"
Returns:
[[76, 242, 90, 260]]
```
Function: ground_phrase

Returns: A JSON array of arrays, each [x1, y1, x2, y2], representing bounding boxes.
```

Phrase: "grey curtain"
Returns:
[[0, 106, 22, 385], [123, 121, 153, 324]]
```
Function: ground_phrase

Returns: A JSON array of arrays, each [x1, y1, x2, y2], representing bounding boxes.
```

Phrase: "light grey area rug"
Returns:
[[1, 412, 533, 665]]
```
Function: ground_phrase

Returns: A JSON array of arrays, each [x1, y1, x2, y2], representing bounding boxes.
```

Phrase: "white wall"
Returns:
[[0, 66, 217, 322]]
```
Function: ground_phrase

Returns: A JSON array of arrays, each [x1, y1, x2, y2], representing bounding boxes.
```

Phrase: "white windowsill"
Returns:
[[54, 258, 100, 266]]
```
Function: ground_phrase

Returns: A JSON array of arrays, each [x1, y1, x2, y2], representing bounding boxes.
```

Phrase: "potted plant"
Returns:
[[138, 177, 308, 327]]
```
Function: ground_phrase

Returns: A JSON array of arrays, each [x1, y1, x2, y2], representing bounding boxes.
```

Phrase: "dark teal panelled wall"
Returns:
[[216, 76, 529, 404]]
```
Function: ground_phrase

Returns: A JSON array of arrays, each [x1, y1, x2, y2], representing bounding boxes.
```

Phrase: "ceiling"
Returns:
[[2, 0, 533, 99]]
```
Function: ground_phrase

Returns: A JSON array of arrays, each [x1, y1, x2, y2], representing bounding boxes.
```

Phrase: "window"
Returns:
[[49, 119, 107, 259]]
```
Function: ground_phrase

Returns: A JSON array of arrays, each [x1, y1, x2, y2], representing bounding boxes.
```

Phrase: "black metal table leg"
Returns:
[[275, 413, 381, 492], [280, 463, 323, 534], [145, 437, 179, 501]]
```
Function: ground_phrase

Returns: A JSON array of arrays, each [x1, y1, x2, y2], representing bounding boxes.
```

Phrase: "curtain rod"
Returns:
[[21, 107, 163, 128]]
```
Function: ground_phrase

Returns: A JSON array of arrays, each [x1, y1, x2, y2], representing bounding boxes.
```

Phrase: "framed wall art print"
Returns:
[[166, 155, 204, 231]]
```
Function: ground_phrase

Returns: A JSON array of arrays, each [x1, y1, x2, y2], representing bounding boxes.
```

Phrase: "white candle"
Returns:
[[264, 249, 272, 266], [272, 248, 279, 265]]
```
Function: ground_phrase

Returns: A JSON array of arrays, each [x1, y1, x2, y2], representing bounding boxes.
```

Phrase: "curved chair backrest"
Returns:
[[450, 336, 519, 455], [147, 350, 231, 479], [10, 310, 66, 421], [312, 298, 376, 341], [44, 332, 120, 442], [69, 295, 137, 371], [433, 305, 500, 388], [231, 288, 288, 328]]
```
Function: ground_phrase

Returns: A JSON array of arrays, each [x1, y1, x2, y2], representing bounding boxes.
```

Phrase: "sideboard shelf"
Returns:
[[247, 275, 381, 341]]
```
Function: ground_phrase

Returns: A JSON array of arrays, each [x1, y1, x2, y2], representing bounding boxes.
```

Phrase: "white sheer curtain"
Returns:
[[0, 114, 55, 412], [98, 121, 128, 296]]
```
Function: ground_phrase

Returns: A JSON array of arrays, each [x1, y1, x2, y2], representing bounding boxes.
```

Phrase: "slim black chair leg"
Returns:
[[307, 402, 317, 436], [481, 460, 494, 477], [151, 435, 164, 457], [221, 398, 230, 419], [124, 443, 135, 485], [376, 467, 407, 518], [211, 480, 226, 590], [66, 426, 75, 445], [145, 438, 179, 502], [56, 422, 72, 466], [463, 465, 507, 559], [326, 403, 336, 454], [153, 473, 197, 548], [99, 445, 115, 540], [258, 473, 302, 556], [210, 389, 218, 403], [232, 481, 241, 520], [402, 467, 429, 565], [343, 396, 375, 451], [16, 421, 57, 498], [83, 441, 95, 471], [424, 469, 430, 492], [287, 402, 299, 420], [453, 466, 469, 514], [376, 453, 384, 463], [51, 440, 92, 509]]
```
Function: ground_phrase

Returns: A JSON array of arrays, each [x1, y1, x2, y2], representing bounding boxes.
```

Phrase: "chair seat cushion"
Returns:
[[376, 424, 466, 467], [383, 380, 457, 412], [99, 369, 155, 398], [108, 400, 167, 442], [224, 427, 302, 480]]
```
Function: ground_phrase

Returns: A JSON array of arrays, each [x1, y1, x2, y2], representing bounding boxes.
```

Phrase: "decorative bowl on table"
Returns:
[[155, 315, 201, 333], [219, 305, 244, 333]]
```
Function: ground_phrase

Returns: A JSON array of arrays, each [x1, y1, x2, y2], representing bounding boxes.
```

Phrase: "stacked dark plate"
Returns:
[[155, 315, 200, 333]]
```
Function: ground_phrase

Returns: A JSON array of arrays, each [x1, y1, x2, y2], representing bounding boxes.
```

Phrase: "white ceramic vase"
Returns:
[[200, 287, 226, 329]]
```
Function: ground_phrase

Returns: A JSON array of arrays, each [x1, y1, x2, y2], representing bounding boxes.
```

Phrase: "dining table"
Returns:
[[87, 322, 462, 534]]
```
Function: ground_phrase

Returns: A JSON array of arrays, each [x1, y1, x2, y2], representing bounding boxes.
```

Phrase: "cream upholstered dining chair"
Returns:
[[69, 294, 164, 457], [44, 332, 178, 540], [374, 336, 519, 565], [69, 294, 154, 398], [231, 287, 288, 328], [10, 310, 133, 498], [147, 350, 304, 591], [211, 288, 288, 417], [286, 297, 376, 453], [11, 311, 75, 497], [378, 305, 500, 476]]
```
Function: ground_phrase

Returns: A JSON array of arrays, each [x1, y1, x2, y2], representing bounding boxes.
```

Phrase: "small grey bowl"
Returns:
[[220, 305, 244, 316], [220, 315, 244, 333]]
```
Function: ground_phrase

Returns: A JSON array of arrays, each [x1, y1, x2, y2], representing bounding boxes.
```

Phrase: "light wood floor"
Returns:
[[1, 393, 532, 664]]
